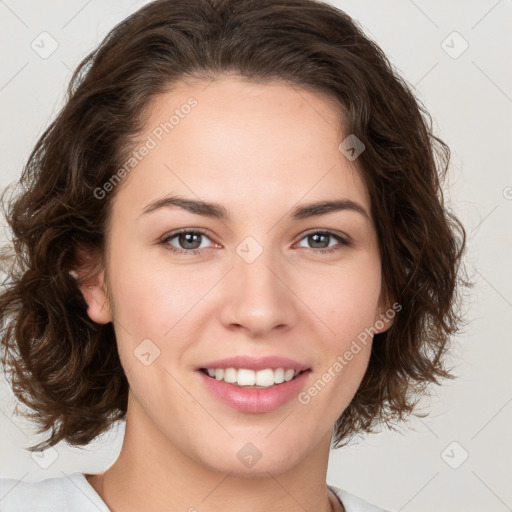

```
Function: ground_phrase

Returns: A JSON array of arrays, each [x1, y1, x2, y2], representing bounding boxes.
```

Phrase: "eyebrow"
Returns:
[[139, 194, 371, 222]]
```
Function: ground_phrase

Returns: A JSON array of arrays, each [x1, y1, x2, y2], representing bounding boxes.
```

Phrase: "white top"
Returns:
[[0, 472, 391, 511]]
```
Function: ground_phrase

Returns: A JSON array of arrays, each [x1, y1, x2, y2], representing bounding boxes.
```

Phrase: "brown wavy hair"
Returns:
[[0, 0, 471, 451]]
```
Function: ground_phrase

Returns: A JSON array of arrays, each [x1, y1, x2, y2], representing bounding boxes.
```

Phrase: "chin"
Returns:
[[193, 438, 306, 477]]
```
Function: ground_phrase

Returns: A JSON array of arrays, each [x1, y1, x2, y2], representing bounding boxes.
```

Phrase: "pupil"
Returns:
[[309, 233, 328, 249], [180, 233, 201, 249]]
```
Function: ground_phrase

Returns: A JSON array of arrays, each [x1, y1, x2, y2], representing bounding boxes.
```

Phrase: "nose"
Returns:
[[218, 250, 301, 338]]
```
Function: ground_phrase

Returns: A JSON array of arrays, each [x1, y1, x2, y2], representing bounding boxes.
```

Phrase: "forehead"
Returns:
[[116, 76, 371, 221]]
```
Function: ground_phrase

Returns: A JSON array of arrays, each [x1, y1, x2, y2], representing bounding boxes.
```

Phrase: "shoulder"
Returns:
[[0, 472, 110, 512], [329, 484, 393, 512]]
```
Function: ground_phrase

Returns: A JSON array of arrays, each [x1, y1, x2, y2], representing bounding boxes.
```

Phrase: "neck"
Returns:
[[87, 393, 342, 512]]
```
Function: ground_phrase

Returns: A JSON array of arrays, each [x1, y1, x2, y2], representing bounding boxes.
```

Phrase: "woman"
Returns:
[[0, 0, 470, 510]]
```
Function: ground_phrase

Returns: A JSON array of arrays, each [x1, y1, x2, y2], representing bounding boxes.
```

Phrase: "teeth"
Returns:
[[274, 368, 285, 384], [284, 369, 295, 382], [255, 369, 274, 387], [237, 368, 255, 386], [223, 367, 237, 383], [203, 367, 303, 387]]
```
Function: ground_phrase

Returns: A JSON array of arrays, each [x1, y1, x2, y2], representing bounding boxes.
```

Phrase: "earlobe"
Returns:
[[70, 249, 112, 325], [373, 292, 396, 334], [374, 307, 394, 334], [79, 272, 112, 325]]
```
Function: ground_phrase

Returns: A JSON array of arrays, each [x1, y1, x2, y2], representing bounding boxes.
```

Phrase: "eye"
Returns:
[[160, 228, 351, 256], [160, 228, 216, 255], [295, 230, 351, 254]]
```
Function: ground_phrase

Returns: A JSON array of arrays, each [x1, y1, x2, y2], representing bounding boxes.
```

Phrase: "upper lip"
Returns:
[[197, 356, 310, 372]]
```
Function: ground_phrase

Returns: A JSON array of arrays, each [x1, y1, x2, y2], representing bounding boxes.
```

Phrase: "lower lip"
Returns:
[[197, 370, 311, 413]]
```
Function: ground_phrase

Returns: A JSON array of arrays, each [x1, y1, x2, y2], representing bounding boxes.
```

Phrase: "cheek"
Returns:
[[107, 248, 220, 396], [295, 252, 380, 406], [108, 244, 217, 339], [297, 251, 382, 344]]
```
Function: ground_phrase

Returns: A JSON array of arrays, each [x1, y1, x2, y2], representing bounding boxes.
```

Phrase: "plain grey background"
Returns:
[[0, 1, 511, 511]]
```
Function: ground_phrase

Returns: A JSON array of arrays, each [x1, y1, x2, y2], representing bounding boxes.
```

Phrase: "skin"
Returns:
[[80, 76, 394, 512]]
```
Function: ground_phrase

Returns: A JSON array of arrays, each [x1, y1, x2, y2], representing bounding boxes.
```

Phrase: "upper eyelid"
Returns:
[[297, 228, 349, 241]]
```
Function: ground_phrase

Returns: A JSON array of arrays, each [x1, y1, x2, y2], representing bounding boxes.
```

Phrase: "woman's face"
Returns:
[[85, 76, 392, 475]]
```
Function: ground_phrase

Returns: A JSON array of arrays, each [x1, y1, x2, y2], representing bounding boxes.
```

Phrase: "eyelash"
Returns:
[[160, 228, 351, 256]]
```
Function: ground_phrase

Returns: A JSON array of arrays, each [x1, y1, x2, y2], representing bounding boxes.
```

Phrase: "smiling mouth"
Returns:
[[199, 367, 311, 388]]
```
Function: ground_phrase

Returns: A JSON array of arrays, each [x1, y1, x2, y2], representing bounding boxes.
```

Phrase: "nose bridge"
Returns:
[[220, 238, 299, 335]]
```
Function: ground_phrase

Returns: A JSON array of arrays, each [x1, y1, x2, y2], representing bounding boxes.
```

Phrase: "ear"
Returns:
[[70, 249, 112, 325], [372, 286, 397, 335]]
